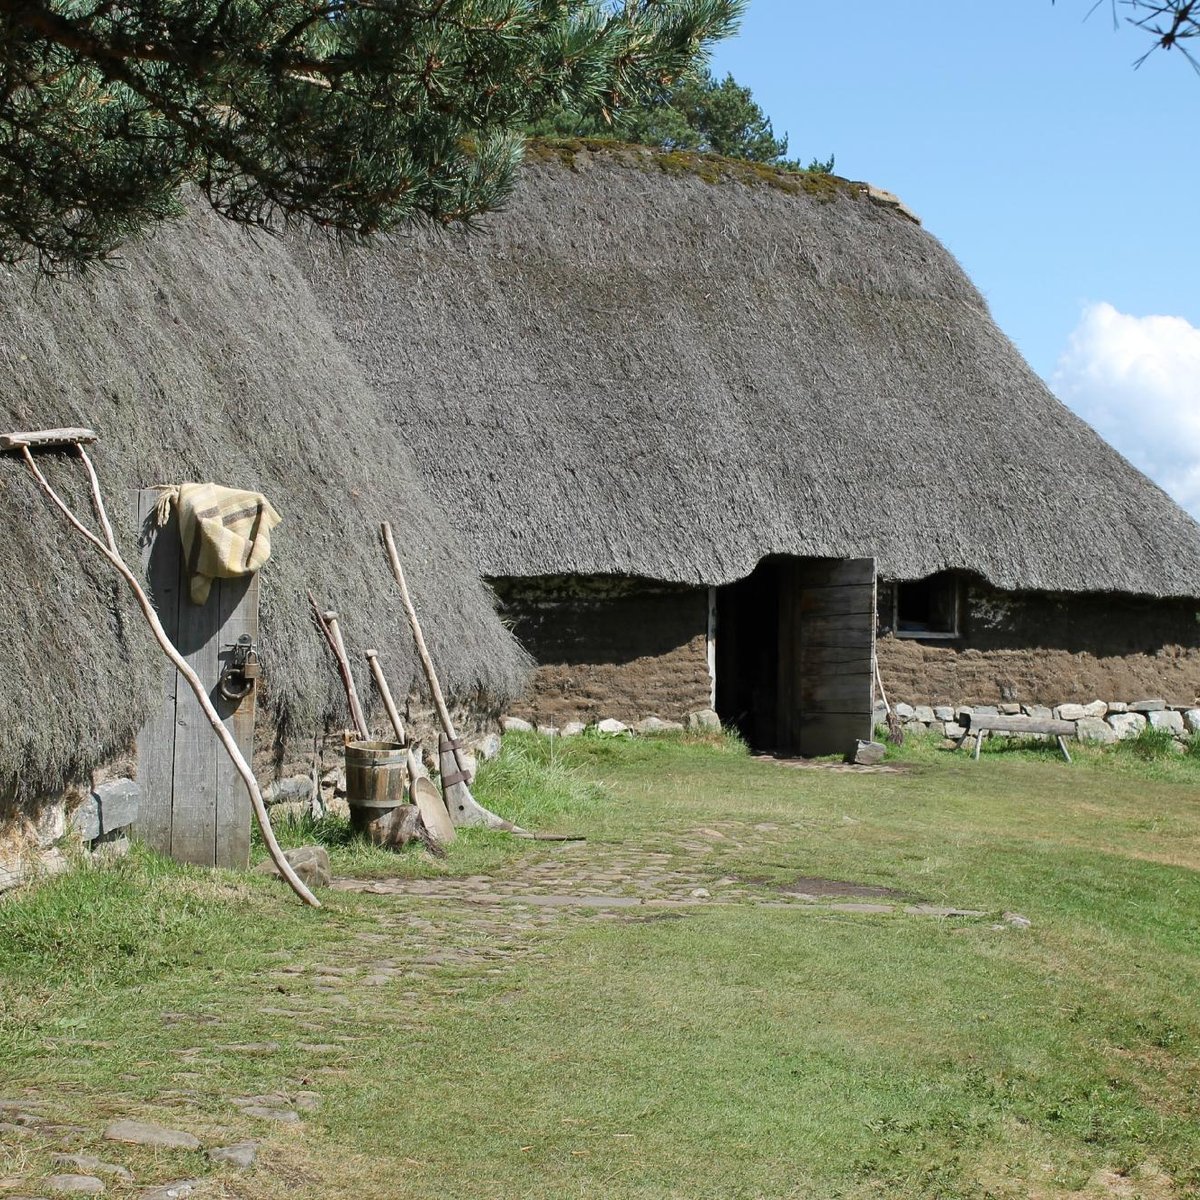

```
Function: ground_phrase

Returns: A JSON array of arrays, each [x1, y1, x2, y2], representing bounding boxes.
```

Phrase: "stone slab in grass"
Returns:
[[46, 1176, 104, 1195], [138, 1181, 198, 1200], [206, 1142, 257, 1170], [51, 1156, 131, 1181], [103, 1121, 200, 1151]]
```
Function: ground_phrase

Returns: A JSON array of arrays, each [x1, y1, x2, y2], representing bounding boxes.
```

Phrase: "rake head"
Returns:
[[0, 427, 98, 452]]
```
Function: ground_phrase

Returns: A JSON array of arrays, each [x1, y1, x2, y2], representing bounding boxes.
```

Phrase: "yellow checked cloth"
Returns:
[[156, 483, 282, 604]]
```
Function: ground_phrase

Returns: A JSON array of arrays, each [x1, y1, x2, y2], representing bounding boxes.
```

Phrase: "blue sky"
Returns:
[[710, 2, 1200, 515]]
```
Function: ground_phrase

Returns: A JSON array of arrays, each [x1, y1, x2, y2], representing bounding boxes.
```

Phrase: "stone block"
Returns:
[[595, 718, 629, 735], [933, 706, 954, 721], [103, 1120, 200, 1151], [1129, 698, 1166, 713], [913, 705, 935, 723], [475, 733, 502, 761], [852, 740, 886, 765], [536, 725, 560, 737], [253, 845, 331, 889], [560, 722, 586, 737], [944, 721, 966, 739], [1075, 717, 1116, 745], [894, 702, 915, 720], [1022, 705, 1053, 720], [1082, 700, 1108, 718], [207, 1141, 258, 1170], [36, 803, 66, 845], [972, 705, 999, 717], [685, 709, 722, 733], [500, 716, 533, 733], [1054, 703, 1087, 721], [261, 776, 312, 808], [634, 717, 680, 735], [1106, 712, 1146, 740], [46, 1174, 104, 1194], [1184, 709, 1200, 734], [902, 720, 926, 736], [1148, 709, 1185, 736], [72, 797, 101, 843], [999, 703, 1021, 715], [1107, 701, 1128, 714]]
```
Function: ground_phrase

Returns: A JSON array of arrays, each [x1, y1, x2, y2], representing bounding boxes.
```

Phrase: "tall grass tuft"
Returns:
[[473, 731, 608, 826], [1116, 723, 1180, 762]]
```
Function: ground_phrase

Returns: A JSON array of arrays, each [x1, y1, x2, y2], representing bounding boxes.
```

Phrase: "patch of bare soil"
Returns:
[[753, 754, 910, 775], [783, 875, 909, 898]]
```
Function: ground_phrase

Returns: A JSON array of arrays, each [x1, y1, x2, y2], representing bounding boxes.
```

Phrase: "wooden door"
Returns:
[[135, 490, 258, 868], [777, 558, 876, 757]]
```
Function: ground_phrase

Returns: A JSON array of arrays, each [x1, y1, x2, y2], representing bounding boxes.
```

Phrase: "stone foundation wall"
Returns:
[[877, 583, 1200, 708], [874, 697, 1200, 748], [491, 576, 711, 726]]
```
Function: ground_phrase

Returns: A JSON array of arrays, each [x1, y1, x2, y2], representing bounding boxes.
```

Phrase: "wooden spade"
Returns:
[[410, 773, 456, 845]]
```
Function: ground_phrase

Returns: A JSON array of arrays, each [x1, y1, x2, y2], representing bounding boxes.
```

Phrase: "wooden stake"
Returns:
[[325, 610, 368, 740], [307, 594, 368, 741], [19, 445, 320, 908], [365, 649, 406, 744], [379, 521, 525, 833]]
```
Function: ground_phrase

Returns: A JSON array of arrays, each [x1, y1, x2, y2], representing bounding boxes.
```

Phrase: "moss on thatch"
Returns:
[[0, 207, 530, 801], [299, 143, 1200, 599], [524, 138, 856, 203]]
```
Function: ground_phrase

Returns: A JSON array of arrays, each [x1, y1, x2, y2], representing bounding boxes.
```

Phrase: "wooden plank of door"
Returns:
[[798, 672, 879, 709], [169, 561, 220, 867], [134, 490, 180, 856], [775, 559, 804, 753], [793, 558, 876, 589], [797, 557, 876, 758], [213, 575, 258, 868], [799, 712, 876, 751], [795, 646, 875, 674], [793, 620, 876, 650]]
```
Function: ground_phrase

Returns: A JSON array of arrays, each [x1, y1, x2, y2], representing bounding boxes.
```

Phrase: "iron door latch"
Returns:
[[219, 633, 260, 701]]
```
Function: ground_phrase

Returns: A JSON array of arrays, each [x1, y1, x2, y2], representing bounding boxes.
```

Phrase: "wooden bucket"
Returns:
[[344, 740, 407, 836]]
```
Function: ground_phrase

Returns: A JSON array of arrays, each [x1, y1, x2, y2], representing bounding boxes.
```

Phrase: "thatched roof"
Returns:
[[0, 206, 529, 800], [300, 140, 1200, 600]]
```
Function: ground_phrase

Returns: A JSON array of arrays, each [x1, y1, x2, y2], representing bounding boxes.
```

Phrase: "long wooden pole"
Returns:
[[379, 522, 526, 833], [365, 649, 406, 744], [379, 524, 457, 740], [21, 446, 320, 907], [307, 594, 368, 741], [365, 648, 424, 783], [324, 610, 368, 740]]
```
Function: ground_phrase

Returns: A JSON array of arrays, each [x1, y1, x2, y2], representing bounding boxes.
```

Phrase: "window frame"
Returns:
[[889, 574, 962, 640]]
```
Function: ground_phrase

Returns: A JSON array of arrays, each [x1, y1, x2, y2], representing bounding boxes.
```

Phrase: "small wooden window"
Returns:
[[890, 573, 961, 639]]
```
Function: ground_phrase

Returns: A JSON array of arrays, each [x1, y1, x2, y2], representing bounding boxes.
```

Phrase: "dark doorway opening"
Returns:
[[714, 556, 877, 757], [714, 560, 782, 751]]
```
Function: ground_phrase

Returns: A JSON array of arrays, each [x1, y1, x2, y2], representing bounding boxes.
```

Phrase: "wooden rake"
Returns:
[[1, 427, 320, 907]]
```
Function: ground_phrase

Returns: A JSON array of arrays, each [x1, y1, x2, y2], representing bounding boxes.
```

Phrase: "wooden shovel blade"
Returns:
[[411, 776, 456, 844]]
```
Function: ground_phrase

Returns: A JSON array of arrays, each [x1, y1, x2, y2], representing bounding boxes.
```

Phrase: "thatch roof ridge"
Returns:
[[0, 207, 529, 800], [298, 147, 1200, 599]]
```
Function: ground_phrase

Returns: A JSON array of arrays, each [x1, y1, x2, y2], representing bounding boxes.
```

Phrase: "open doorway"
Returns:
[[714, 560, 782, 750], [714, 556, 876, 757]]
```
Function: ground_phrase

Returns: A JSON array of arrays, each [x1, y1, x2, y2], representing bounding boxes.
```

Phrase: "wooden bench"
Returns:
[[955, 712, 1075, 762]]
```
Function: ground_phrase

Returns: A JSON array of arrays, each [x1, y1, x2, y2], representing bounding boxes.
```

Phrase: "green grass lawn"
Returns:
[[1, 731, 1198, 1199]]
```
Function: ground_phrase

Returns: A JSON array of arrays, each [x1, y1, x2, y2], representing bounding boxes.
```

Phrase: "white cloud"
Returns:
[[1052, 302, 1200, 518]]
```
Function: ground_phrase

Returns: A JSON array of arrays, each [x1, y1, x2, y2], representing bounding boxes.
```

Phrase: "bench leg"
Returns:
[[973, 729, 985, 761], [1056, 735, 1072, 763]]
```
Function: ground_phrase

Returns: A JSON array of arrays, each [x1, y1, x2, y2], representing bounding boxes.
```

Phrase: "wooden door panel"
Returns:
[[778, 556, 876, 758], [135, 489, 257, 868]]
